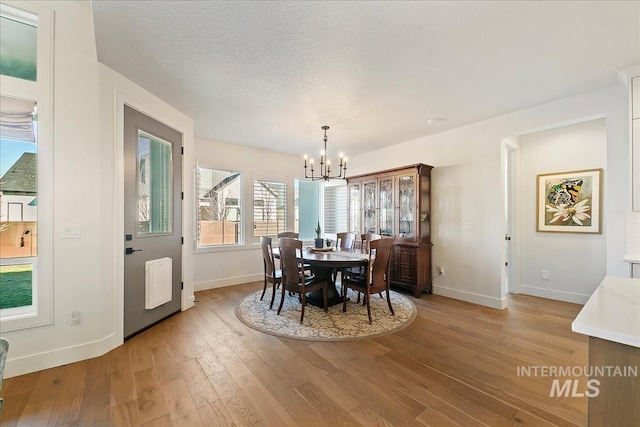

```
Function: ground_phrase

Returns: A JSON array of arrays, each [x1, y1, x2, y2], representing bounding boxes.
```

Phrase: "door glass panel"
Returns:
[[363, 181, 377, 233], [348, 183, 361, 234], [0, 7, 38, 81], [137, 130, 172, 235], [398, 174, 415, 238], [378, 177, 393, 237]]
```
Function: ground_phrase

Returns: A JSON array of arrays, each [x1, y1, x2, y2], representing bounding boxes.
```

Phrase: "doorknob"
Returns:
[[125, 247, 143, 255]]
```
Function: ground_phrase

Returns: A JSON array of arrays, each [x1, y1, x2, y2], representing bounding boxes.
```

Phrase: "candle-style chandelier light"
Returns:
[[303, 125, 347, 181]]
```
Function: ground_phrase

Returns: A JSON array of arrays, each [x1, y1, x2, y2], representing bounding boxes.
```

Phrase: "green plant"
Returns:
[[315, 221, 321, 239]]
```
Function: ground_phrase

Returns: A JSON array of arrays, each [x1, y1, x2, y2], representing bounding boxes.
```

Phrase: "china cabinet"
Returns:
[[347, 163, 433, 296]]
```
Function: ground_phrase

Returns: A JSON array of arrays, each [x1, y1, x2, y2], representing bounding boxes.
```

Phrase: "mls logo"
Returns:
[[550, 379, 600, 397]]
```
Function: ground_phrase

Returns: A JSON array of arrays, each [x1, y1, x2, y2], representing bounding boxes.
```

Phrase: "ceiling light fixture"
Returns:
[[303, 125, 347, 181]]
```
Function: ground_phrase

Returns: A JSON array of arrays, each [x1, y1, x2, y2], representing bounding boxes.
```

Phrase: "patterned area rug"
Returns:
[[235, 288, 416, 341]]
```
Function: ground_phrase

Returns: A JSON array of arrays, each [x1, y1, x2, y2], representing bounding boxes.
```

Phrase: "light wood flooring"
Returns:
[[0, 282, 588, 426]]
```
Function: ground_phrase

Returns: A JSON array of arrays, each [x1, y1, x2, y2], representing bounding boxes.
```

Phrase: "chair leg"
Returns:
[[277, 284, 286, 315], [269, 280, 278, 309], [386, 288, 394, 316], [300, 293, 306, 324], [260, 276, 267, 300], [365, 292, 372, 324]]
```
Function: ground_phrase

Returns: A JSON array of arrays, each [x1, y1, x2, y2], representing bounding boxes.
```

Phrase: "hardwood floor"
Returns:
[[0, 282, 588, 426]]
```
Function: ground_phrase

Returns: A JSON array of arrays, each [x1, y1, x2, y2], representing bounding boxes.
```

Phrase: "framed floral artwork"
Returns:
[[536, 169, 602, 233]]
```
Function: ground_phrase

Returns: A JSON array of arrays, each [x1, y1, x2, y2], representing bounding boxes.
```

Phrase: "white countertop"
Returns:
[[572, 276, 640, 348]]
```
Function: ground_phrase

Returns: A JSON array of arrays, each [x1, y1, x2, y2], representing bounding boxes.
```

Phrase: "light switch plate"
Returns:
[[63, 224, 81, 239]]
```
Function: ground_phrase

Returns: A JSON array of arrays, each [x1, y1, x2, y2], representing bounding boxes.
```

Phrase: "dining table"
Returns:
[[272, 246, 369, 308]]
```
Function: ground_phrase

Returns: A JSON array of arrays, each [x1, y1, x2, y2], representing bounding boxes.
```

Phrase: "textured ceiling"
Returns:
[[92, 1, 640, 159]]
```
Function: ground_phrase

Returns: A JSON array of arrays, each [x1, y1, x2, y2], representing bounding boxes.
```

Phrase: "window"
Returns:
[[253, 179, 286, 238], [0, 2, 52, 331], [0, 4, 37, 81], [295, 179, 320, 240], [197, 168, 242, 246], [0, 97, 37, 313], [324, 184, 347, 234]]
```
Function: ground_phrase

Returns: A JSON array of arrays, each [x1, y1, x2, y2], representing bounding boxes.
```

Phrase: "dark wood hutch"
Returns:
[[347, 163, 433, 297]]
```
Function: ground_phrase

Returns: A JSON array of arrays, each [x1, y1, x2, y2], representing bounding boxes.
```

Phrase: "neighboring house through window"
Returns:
[[253, 179, 286, 240], [196, 167, 242, 247]]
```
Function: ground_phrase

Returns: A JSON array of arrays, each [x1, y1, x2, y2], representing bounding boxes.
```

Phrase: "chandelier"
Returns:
[[303, 126, 347, 181]]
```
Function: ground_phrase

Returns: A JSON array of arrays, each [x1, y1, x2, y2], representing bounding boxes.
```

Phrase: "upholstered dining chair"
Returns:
[[277, 231, 299, 238], [342, 238, 394, 324], [278, 237, 328, 323], [260, 236, 281, 309]]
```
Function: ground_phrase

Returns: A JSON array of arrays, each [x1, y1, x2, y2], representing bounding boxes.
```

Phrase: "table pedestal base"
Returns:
[[306, 267, 343, 308]]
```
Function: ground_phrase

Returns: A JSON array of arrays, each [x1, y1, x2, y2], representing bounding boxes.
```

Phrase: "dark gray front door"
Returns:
[[124, 105, 182, 339]]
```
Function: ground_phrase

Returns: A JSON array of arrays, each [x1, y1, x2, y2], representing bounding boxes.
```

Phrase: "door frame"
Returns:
[[501, 138, 520, 298], [114, 91, 195, 345]]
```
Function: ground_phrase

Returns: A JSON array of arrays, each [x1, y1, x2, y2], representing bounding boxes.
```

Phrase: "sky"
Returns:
[[0, 138, 36, 177]]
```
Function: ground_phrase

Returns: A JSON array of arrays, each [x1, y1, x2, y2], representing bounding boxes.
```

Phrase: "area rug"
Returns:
[[235, 288, 416, 341]]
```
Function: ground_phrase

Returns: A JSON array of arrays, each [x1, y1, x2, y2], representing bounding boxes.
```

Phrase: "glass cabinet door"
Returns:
[[363, 180, 377, 233], [378, 177, 394, 237], [420, 174, 430, 241], [348, 183, 361, 234], [397, 173, 416, 239]]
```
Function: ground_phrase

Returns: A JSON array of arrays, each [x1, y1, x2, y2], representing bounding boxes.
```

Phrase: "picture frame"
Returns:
[[536, 168, 602, 234]]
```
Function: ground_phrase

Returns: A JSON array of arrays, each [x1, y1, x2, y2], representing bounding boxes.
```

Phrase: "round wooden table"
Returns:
[[272, 247, 368, 307]]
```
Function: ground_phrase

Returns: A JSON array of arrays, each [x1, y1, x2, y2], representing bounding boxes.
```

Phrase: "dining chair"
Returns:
[[278, 237, 328, 323], [342, 238, 394, 324], [260, 236, 281, 309], [277, 231, 299, 238], [361, 232, 382, 253], [335, 232, 357, 250], [342, 232, 383, 298], [334, 231, 358, 286]]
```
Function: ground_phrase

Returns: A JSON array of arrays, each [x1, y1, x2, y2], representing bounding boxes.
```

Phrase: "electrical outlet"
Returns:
[[541, 270, 550, 280], [71, 309, 81, 325], [437, 266, 445, 276]]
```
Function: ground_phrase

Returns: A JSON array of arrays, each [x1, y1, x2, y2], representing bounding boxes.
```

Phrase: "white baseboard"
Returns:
[[432, 285, 507, 309], [5, 333, 118, 379], [520, 285, 590, 304], [195, 274, 262, 292]]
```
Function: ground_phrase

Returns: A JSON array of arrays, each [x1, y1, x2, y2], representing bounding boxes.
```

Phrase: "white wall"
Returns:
[[3, 1, 195, 378], [193, 138, 305, 290], [347, 83, 628, 309], [518, 119, 607, 303]]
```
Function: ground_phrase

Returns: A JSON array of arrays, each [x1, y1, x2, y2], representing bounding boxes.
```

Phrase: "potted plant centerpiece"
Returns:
[[314, 221, 324, 248]]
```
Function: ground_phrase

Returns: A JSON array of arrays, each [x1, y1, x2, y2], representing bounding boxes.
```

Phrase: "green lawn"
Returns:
[[0, 265, 33, 309]]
